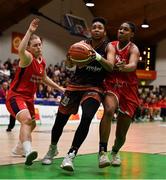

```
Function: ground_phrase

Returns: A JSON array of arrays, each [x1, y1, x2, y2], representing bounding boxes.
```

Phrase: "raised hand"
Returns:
[[29, 18, 40, 33]]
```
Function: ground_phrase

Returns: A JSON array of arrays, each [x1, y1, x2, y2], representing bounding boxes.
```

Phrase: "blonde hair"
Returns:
[[28, 34, 42, 46]]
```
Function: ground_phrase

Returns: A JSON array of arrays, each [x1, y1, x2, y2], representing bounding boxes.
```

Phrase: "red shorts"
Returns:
[[104, 83, 140, 118], [6, 96, 35, 119], [59, 90, 102, 114]]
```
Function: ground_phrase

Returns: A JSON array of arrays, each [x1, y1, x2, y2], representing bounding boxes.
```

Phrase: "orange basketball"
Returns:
[[68, 42, 94, 64]]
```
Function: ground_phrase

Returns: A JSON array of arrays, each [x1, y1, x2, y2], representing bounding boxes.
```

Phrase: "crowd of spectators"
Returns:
[[135, 86, 166, 122], [0, 58, 166, 121]]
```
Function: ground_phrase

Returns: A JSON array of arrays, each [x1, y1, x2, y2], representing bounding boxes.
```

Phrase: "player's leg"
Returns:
[[12, 116, 36, 157], [6, 97, 37, 165], [61, 97, 100, 171], [110, 85, 139, 166], [111, 112, 132, 166], [42, 111, 70, 165], [16, 109, 38, 165], [42, 90, 80, 165], [98, 93, 118, 168]]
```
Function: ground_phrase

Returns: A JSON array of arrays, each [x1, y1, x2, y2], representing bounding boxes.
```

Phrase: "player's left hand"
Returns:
[[116, 61, 126, 71], [59, 86, 66, 93], [90, 49, 102, 62]]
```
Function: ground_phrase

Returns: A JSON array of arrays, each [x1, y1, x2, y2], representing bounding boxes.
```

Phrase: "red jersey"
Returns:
[[7, 56, 46, 100], [105, 41, 138, 85]]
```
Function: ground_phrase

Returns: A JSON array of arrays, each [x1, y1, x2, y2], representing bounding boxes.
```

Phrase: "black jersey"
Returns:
[[69, 39, 108, 87]]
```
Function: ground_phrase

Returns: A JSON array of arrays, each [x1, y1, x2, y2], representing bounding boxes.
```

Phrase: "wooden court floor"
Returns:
[[1, 121, 166, 166]]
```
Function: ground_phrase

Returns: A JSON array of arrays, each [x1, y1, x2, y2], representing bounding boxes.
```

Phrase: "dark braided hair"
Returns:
[[92, 17, 107, 28], [124, 21, 137, 33]]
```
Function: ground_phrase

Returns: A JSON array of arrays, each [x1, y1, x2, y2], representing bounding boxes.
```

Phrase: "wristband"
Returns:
[[95, 52, 102, 61]]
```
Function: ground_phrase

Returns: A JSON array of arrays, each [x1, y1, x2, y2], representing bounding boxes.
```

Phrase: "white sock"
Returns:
[[22, 141, 32, 157]]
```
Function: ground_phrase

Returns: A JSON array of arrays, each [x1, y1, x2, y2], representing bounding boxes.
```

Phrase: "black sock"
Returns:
[[99, 142, 107, 152], [112, 147, 118, 154], [68, 147, 78, 155]]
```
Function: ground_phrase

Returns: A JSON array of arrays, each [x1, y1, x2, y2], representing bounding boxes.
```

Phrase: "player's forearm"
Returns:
[[121, 63, 137, 72], [43, 76, 64, 93], [98, 57, 114, 72], [18, 29, 32, 53]]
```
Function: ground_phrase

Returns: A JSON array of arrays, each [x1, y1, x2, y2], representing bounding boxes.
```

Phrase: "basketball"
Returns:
[[68, 42, 94, 65]]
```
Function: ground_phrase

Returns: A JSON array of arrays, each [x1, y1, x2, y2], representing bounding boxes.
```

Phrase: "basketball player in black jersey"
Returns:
[[42, 17, 115, 171]]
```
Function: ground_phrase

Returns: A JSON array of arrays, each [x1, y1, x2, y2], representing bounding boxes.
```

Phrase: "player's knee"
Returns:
[[22, 117, 34, 126], [104, 108, 115, 118]]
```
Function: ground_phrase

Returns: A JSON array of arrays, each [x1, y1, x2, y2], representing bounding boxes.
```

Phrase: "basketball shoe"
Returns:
[[25, 151, 38, 166], [60, 151, 76, 171], [111, 151, 121, 166], [42, 144, 58, 165], [12, 144, 25, 157], [98, 151, 111, 168]]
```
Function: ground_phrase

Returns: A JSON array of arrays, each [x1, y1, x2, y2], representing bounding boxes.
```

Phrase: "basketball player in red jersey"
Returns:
[[98, 22, 140, 168], [6, 18, 64, 166], [42, 17, 115, 171]]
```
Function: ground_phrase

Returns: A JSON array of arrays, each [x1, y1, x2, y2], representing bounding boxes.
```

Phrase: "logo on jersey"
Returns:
[[86, 65, 102, 72], [30, 74, 43, 83], [116, 55, 127, 63]]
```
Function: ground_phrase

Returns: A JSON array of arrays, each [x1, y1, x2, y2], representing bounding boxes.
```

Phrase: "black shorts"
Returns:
[[59, 90, 102, 114]]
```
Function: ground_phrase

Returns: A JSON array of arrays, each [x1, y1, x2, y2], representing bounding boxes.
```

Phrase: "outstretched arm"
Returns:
[[18, 18, 40, 67], [42, 70, 65, 93]]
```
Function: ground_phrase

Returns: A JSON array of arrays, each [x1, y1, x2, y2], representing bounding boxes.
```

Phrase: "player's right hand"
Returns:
[[29, 18, 40, 33]]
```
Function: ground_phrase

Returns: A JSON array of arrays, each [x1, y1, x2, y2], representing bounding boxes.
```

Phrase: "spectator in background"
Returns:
[[0, 63, 10, 81], [6, 115, 16, 132], [54, 65, 61, 76], [160, 95, 166, 121], [0, 81, 16, 132], [36, 84, 45, 99], [0, 81, 9, 100]]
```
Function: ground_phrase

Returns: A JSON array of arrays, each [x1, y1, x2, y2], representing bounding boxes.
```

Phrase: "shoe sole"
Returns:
[[42, 160, 52, 165], [61, 165, 74, 172], [99, 162, 111, 168], [11, 153, 25, 157], [111, 163, 121, 167], [25, 151, 38, 166], [11, 150, 25, 157]]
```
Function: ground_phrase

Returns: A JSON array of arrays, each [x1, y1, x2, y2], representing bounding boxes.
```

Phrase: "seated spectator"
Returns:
[[54, 65, 61, 76], [0, 81, 9, 100], [36, 84, 45, 99], [44, 86, 62, 102], [141, 96, 151, 121]]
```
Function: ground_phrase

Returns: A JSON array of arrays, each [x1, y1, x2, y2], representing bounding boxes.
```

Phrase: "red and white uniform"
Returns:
[[6, 56, 46, 118], [104, 41, 140, 118]]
